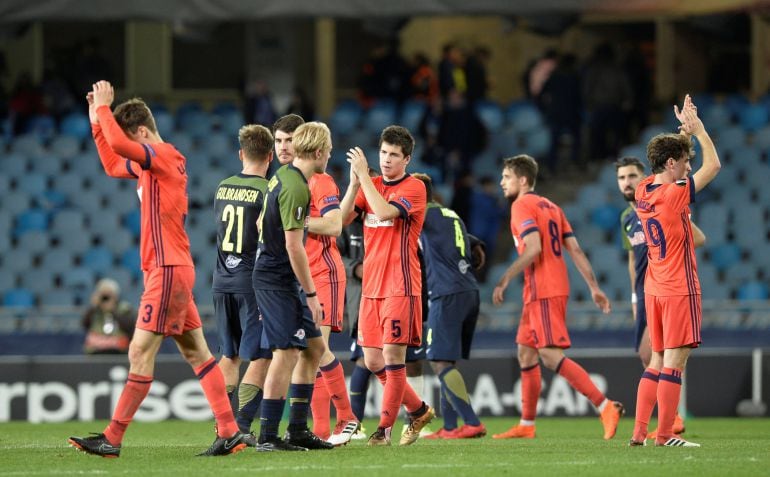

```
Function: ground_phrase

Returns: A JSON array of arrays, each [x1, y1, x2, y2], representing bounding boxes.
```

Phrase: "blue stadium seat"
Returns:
[[11, 134, 45, 158], [508, 104, 543, 134], [716, 126, 746, 151], [725, 93, 751, 119], [39, 250, 75, 276], [27, 114, 57, 142], [179, 110, 213, 139], [754, 125, 770, 149], [740, 103, 769, 133], [329, 100, 362, 137], [60, 112, 92, 141], [61, 267, 95, 290], [695, 202, 728, 246], [475, 100, 504, 133], [0, 268, 16, 290], [19, 268, 55, 294], [399, 100, 427, 132], [590, 204, 623, 232], [16, 173, 48, 196], [702, 103, 732, 129], [707, 243, 742, 271], [40, 289, 77, 307], [521, 128, 551, 157], [167, 131, 194, 155], [724, 262, 758, 285], [17, 230, 50, 254], [14, 209, 49, 236], [362, 101, 398, 135], [737, 281, 769, 301], [575, 184, 610, 210], [639, 124, 668, 146], [55, 230, 94, 256], [203, 132, 236, 161], [217, 110, 244, 137], [123, 209, 142, 237], [121, 248, 141, 274], [152, 109, 174, 137], [49, 135, 82, 159], [82, 246, 115, 275], [3, 288, 35, 308], [212, 101, 239, 116]]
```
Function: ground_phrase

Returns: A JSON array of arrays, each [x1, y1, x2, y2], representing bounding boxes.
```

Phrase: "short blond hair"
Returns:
[[292, 121, 332, 158]]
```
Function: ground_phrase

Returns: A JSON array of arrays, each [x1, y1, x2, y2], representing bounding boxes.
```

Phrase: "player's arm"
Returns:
[[92, 81, 151, 165], [691, 220, 706, 248], [627, 249, 637, 321], [308, 208, 342, 237], [468, 233, 487, 270], [564, 236, 611, 313], [339, 170, 361, 225], [347, 147, 401, 221], [492, 231, 541, 305], [88, 92, 138, 179], [676, 94, 721, 192], [285, 228, 322, 326]]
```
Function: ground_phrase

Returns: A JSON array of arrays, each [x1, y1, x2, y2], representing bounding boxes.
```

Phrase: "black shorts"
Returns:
[[213, 292, 272, 360], [255, 288, 323, 350], [426, 289, 479, 362]]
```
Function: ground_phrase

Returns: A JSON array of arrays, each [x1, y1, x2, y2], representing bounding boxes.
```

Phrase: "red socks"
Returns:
[[195, 357, 239, 438], [311, 372, 331, 439], [556, 358, 605, 406], [103, 373, 152, 445], [633, 368, 660, 439], [320, 359, 357, 422], [520, 364, 541, 421], [657, 367, 683, 442]]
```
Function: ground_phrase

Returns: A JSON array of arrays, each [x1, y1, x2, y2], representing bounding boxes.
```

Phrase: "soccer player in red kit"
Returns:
[[339, 126, 434, 446], [68, 81, 244, 457], [491, 154, 624, 441], [630, 95, 720, 448]]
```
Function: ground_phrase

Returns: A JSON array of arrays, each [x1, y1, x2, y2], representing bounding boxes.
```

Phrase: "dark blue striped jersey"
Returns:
[[420, 202, 478, 299], [253, 164, 310, 291], [212, 173, 268, 293], [621, 205, 648, 294]]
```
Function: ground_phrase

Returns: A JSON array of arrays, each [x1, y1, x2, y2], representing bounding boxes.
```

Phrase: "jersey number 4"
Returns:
[[221, 204, 244, 253]]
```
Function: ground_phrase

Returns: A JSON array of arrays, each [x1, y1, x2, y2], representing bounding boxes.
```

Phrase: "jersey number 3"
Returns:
[[221, 204, 244, 253]]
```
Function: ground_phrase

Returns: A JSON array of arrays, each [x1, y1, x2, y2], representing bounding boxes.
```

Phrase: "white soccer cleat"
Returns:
[[657, 437, 701, 447], [327, 420, 360, 447]]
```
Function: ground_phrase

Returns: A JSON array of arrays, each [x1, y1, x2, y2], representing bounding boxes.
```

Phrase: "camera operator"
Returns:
[[82, 278, 135, 354]]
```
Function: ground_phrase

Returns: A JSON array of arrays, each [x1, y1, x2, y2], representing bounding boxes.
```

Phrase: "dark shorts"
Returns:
[[213, 292, 272, 361], [634, 287, 647, 351], [406, 321, 428, 362], [255, 288, 322, 350], [426, 289, 479, 362], [349, 339, 364, 362]]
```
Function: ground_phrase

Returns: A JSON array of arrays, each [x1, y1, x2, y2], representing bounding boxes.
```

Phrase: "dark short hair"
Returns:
[[502, 154, 538, 187], [647, 133, 694, 174], [272, 114, 304, 135], [114, 98, 157, 134], [238, 124, 273, 161], [411, 172, 433, 202], [615, 156, 645, 173], [379, 125, 415, 157]]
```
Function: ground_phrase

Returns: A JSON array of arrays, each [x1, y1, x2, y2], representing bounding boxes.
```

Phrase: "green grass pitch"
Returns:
[[2, 417, 768, 476]]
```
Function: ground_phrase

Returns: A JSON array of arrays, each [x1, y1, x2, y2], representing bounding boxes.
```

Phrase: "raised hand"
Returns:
[[92, 80, 114, 109], [674, 94, 704, 136], [86, 92, 98, 124], [346, 147, 369, 183]]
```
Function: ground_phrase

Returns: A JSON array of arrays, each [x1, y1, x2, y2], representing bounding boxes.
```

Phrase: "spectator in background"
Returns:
[[409, 52, 439, 103], [465, 46, 491, 104], [622, 43, 653, 138], [42, 63, 77, 124], [285, 86, 315, 121], [540, 53, 582, 173], [358, 41, 410, 107], [74, 38, 113, 100], [438, 43, 465, 102], [528, 49, 559, 107], [9, 72, 45, 135], [582, 42, 633, 161], [82, 278, 135, 355], [468, 176, 505, 282], [243, 79, 277, 127]]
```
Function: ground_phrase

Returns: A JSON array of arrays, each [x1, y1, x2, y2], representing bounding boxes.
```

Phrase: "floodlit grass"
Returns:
[[1, 417, 768, 476]]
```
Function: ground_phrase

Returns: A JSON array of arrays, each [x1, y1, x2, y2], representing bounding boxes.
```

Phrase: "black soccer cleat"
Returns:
[[284, 428, 335, 450], [197, 432, 248, 456], [241, 432, 258, 448], [256, 436, 309, 452], [68, 433, 121, 458]]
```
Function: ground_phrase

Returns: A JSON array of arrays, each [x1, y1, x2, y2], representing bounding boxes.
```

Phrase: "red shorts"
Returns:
[[358, 296, 422, 348], [318, 279, 346, 333], [516, 296, 571, 349], [645, 294, 702, 352], [137, 266, 202, 336]]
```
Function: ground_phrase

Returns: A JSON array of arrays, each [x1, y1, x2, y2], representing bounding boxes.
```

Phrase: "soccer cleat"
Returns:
[[350, 426, 368, 440], [628, 438, 647, 447], [284, 428, 334, 450], [68, 433, 121, 458], [327, 420, 360, 447], [599, 400, 625, 440], [492, 424, 536, 439], [451, 423, 487, 439], [197, 432, 248, 456], [256, 437, 309, 452], [649, 414, 686, 440], [241, 432, 257, 448], [656, 437, 700, 447], [423, 427, 459, 439], [399, 405, 435, 445], [367, 427, 392, 446]]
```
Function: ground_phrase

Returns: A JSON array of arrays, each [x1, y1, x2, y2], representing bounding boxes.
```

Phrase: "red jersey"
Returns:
[[306, 173, 344, 284], [93, 105, 194, 271], [509, 192, 572, 303], [635, 175, 700, 297], [355, 174, 426, 298]]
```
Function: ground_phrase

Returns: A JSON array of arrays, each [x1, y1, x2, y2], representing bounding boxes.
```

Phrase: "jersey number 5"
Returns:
[[221, 204, 244, 253]]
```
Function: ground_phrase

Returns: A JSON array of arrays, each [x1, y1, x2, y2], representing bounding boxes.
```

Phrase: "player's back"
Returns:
[[510, 192, 571, 302], [135, 142, 194, 270], [306, 172, 344, 284], [212, 173, 268, 293], [421, 202, 477, 298], [635, 176, 700, 297]]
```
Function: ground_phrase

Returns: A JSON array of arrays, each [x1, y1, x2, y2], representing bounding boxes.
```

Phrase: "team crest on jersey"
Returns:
[[364, 213, 394, 228], [294, 329, 306, 340], [295, 206, 304, 221], [458, 259, 470, 274], [225, 255, 242, 269]]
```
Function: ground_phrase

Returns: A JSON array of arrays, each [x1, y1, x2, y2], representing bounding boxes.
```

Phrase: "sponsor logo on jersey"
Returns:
[[629, 231, 646, 247], [520, 219, 535, 228], [364, 213, 394, 228], [225, 255, 242, 269], [295, 206, 304, 221], [323, 196, 339, 204], [399, 197, 412, 210]]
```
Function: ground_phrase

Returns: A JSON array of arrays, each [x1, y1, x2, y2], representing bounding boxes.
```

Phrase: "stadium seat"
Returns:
[[521, 128, 551, 157], [121, 248, 142, 275], [4, 191, 32, 216], [724, 262, 759, 285], [590, 204, 623, 232], [3, 288, 35, 308], [508, 104, 543, 134], [725, 93, 751, 118], [51, 209, 86, 234], [17, 230, 50, 254], [39, 289, 77, 307], [123, 209, 142, 237], [475, 100, 504, 133], [707, 243, 742, 271], [575, 184, 611, 210], [19, 268, 55, 294], [16, 173, 48, 196], [329, 100, 363, 137], [695, 202, 728, 246], [27, 115, 57, 142], [153, 109, 175, 137], [362, 101, 398, 135], [203, 132, 236, 161], [217, 110, 244, 137], [753, 125, 770, 149], [14, 209, 49, 236], [39, 250, 75, 276], [740, 103, 769, 133], [179, 110, 213, 139], [49, 135, 82, 160], [61, 267, 95, 290], [11, 134, 45, 158], [60, 112, 92, 141], [82, 246, 115, 274], [702, 102, 732, 129], [736, 281, 769, 301], [638, 124, 669, 146], [399, 100, 427, 132], [55, 230, 94, 256], [167, 132, 195, 156], [716, 126, 747, 151], [68, 190, 105, 212], [618, 143, 647, 163]]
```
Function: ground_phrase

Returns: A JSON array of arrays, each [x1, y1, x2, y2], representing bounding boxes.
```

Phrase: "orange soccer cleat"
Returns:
[[450, 423, 487, 439], [599, 400, 625, 440], [492, 424, 536, 439]]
